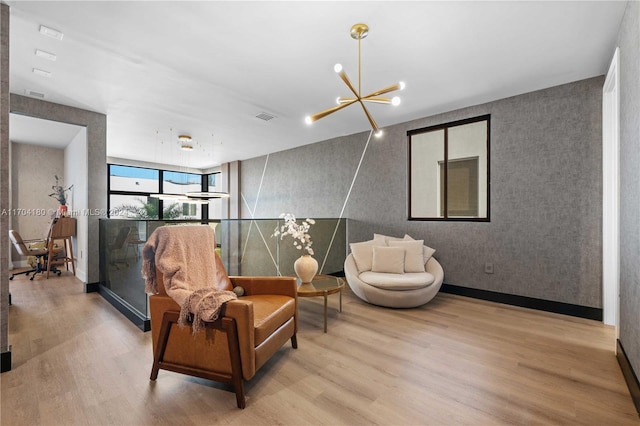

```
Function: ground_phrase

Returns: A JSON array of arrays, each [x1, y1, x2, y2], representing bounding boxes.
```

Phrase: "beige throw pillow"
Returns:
[[350, 239, 385, 273], [374, 233, 405, 245], [423, 246, 436, 264], [403, 234, 436, 264], [371, 246, 405, 274], [388, 240, 426, 273]]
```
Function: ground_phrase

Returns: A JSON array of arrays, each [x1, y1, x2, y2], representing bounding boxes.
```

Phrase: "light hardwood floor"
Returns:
[[2, 272, 639, 425]]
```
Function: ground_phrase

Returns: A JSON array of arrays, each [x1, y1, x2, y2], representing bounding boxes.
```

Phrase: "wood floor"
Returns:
[[2, 272, 639, 425]]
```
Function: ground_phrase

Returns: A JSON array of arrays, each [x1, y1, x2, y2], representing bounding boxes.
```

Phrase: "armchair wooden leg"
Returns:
[[291, 334, 298, 349], [222, 317, 246, 409], [150, 311, 179, 381]]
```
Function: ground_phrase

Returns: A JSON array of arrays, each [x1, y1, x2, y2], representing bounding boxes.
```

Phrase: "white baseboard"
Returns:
[[12, 260, 29, 269], [75, 268, 87, 283]]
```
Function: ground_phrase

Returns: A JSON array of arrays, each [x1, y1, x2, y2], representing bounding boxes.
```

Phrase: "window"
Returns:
[[109, 165, 160, 219], [109, 194, 160, 219], [162, 171, 201, 195], [408, 115, 489, 221], [110, 165, 159, 193], [107, 165, 219, 220], [439, 158, 479, 216], [162, 171, 203, 220]]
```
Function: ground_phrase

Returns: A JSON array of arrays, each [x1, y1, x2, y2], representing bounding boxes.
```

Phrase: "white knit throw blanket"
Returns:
[[141, 225, 236, 334]]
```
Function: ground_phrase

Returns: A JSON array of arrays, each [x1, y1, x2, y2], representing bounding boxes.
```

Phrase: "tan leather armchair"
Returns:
[[149, 264, 298, 409]]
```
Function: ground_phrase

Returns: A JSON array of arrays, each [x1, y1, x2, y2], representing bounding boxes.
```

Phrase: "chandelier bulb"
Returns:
[[304, 116, 313, 125], [392, 96, 401, 106], [374, 129, 384, 138], [399, 81, 406, 90], [334, 63, 343, 73]]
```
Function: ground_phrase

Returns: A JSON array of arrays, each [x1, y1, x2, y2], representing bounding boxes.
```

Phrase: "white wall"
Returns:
[[64, 128, 88, 282]]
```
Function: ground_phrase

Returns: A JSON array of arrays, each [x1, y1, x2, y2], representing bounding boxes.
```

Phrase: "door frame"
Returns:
[[602, 47, 620, 330]]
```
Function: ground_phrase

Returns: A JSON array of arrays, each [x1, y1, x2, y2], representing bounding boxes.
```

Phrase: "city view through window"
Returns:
[[108, 165, 222, 220]]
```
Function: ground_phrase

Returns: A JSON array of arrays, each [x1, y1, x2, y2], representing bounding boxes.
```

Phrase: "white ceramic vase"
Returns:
[[294, 254, 318, 283]]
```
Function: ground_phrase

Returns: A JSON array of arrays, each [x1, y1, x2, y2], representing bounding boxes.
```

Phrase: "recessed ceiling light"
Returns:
[[35, 49, 57, 61], [33, 68, 52, 78], [39, 25, 63, 40]]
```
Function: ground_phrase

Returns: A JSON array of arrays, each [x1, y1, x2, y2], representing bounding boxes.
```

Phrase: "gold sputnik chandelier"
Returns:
[[305, 23, 405, 137]]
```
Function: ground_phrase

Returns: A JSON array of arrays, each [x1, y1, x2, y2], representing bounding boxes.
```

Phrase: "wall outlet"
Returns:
[[484, 263, 494, 274]]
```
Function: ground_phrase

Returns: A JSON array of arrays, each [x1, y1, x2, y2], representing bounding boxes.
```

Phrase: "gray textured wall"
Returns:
[[617, 1, 640, 383], [10, 143, 64, 262], [0, 2, 9, 357], [240, 76, 604, 308], [241, 133, 368, 220]]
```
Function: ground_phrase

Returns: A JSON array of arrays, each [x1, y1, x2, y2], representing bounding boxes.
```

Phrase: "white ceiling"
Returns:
[[7, 1, 627, 169], [10, 113, 84, 148]]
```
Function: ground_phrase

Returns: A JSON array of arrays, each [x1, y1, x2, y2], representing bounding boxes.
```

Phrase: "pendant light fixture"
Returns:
[[150, 132, 229, 203], [305, 23, 405, 137], [179, 134, 193, 150], [185, 191, 230, 199]]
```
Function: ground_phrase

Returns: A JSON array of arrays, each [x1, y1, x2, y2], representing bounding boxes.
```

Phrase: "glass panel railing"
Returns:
[[99, 217, 346, 330], [98, 219, 220, 329], [217, 218, 347, 277]]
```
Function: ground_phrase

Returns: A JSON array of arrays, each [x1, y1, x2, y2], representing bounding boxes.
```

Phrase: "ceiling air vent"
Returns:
[[255, 112, 276, 121], [25, 89, 45, 99]]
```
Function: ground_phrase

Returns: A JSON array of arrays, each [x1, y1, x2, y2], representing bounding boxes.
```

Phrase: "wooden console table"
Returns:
[[47, 217, 76, 278]]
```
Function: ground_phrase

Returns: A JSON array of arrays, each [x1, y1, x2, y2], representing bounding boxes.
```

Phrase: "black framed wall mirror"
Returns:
[[408, 114, 490, 221]]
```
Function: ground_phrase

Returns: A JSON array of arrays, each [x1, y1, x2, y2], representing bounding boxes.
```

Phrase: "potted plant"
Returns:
[[49, 175, 73, 216], [272, 213, 317, 282]]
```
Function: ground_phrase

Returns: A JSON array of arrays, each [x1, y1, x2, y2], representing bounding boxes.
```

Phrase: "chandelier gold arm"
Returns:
[[362, 97, 393, 104], [307, 98, 359, 122], [339, 96, 393, 104], [338, 97, 391, 105], [362, 83, 403, 99], [358, 101, 380, 133], [337, 97, 356, 104], [338, 70, 360, 99]]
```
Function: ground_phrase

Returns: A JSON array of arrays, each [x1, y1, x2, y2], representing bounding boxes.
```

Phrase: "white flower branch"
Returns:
[[272, 213, 315, 256]]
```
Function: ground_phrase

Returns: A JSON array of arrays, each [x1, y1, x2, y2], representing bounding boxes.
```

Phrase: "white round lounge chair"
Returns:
[[344, 253, 444, 308]]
